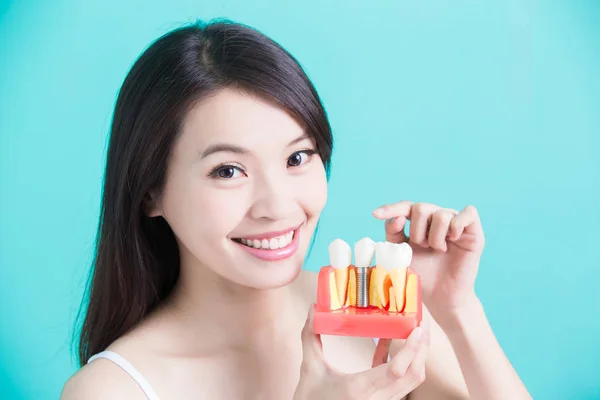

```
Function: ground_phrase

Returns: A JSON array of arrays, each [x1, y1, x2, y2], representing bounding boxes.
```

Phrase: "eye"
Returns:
[[287, 150, 316, 168], [209, 164, 245, 179]]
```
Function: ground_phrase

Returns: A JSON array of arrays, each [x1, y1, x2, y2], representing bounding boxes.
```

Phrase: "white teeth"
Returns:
[[278, 236, 286, 248], [354, 237, 375, 268], [375, 241, 412, 270], [328, 238, 351, 269], [237, 231, 294, 250]]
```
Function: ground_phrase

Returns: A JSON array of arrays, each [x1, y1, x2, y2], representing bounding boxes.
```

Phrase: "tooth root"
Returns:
[[388, 286, 397, 312], [328, 239, 351, 306], [328, 270, 342, 310], [390, 267, 408, 312], [369, 268, 379, 307], [382, 274, 393, 309], [403, 273, 418, 313], [334, 268, 349, 305], [344, 267, 357, 307], [369, 266, 389, 309]]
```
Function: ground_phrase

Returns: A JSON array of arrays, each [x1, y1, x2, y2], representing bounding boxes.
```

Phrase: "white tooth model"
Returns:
[[328, 238, 351, 306], [354, 237, 376, 307], [375, 241, 412, 311], [354, 237, 375, 268]]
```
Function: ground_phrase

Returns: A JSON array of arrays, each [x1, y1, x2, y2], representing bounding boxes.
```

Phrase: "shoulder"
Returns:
[[60, 357, 147, 400]]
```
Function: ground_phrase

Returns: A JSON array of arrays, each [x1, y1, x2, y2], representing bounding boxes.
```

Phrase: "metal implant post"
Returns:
[[354, 237, 376, 308], [356, 266, 371, 308]]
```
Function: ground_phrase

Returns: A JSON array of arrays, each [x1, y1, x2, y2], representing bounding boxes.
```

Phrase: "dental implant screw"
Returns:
[[356, 266, 371, 308]]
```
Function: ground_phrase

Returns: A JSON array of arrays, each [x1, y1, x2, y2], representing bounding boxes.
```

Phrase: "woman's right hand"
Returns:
[[293, 305, 430, 400]]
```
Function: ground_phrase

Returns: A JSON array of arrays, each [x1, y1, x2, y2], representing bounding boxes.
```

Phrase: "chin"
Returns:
[[241, 254, 305, 290]]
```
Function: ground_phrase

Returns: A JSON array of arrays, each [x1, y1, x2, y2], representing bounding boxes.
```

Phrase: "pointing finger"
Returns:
[[372, 201, 414, 220]]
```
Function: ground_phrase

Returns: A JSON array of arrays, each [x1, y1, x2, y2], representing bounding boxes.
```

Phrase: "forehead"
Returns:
[[179, 88, 305, 150]]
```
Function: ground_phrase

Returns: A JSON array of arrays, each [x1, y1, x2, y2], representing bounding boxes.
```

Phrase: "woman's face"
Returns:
[[150, 88, 328, 289]]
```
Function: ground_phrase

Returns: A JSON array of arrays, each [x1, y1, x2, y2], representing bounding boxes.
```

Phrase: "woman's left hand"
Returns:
[[372, 201, 485, 321]]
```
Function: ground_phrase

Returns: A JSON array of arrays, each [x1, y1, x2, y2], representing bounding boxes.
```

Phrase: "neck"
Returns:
[[162, 252, 305, 351]]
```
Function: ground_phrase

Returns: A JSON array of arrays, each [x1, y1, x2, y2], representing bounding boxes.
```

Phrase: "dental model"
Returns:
[[314, 237, 422, 339]]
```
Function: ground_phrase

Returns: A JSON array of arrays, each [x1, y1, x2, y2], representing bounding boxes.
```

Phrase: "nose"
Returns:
[[248, 172, 297, 221]]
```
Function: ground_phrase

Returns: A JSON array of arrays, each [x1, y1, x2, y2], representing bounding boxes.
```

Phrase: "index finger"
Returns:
[[372, 201, 414, 220]]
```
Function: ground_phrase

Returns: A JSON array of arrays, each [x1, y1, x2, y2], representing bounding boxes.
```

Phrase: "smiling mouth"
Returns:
[[232, 230, 296, 250]]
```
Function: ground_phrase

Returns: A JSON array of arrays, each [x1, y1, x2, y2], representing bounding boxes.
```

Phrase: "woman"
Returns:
[[61, 20, 531, 399]]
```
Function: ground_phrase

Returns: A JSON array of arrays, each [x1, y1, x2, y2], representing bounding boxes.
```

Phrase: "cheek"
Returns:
[[193, 186, 248, 239], [162, 176, 247, 251], [301, 163, 328, 216]]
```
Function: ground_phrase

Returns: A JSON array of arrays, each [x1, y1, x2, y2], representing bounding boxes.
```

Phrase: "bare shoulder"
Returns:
[[60, 358, 147, 400]]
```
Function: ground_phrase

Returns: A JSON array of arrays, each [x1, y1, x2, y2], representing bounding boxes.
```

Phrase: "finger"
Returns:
[[374, 332, 430, 399], [449, 205, 484, 243], [409, 203, 439, 247], [387, 325, 426, 379], [372, 200, 413, 221], [349, 326, 424, 393], [384, 216, 409, 243], [372, 338, 392, 368], [299, 304, 326, 374], [427, 208, 458, 252]]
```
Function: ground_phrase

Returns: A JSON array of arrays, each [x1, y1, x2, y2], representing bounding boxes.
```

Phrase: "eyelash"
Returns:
[[208, 149, 318, 179]]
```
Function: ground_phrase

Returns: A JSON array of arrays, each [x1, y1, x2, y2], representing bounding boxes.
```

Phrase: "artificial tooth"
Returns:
[[328, 238, 351, 305], [354, 237, 375, 268]]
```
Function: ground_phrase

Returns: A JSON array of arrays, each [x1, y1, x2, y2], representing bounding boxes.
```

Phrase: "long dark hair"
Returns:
[[75, 20, 333, 366]]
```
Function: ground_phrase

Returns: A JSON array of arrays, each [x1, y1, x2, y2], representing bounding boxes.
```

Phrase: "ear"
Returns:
[[143, 191, 162, 217]]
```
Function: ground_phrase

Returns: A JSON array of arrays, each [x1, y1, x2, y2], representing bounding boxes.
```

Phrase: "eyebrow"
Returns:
[[199, 133, 311, 159]]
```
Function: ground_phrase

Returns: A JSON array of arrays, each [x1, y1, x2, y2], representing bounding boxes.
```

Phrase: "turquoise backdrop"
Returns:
[[1, 1, 599, 399]]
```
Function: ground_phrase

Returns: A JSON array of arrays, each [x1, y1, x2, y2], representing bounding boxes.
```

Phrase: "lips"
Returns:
[[231, 225, 302, 261]]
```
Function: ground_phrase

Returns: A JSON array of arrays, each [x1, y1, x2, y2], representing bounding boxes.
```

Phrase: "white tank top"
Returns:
[[88, 339, 387, 399], [88, 351, 159, 400]]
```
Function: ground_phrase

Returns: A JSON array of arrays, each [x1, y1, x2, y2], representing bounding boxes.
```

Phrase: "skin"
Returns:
[[61, 88, 531, 399]]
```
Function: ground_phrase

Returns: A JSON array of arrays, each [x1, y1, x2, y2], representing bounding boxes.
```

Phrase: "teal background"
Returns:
[[1, 1, 599, 398]]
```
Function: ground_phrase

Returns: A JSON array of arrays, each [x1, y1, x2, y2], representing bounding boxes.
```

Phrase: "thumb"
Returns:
[[300, 304, 326, 373]]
